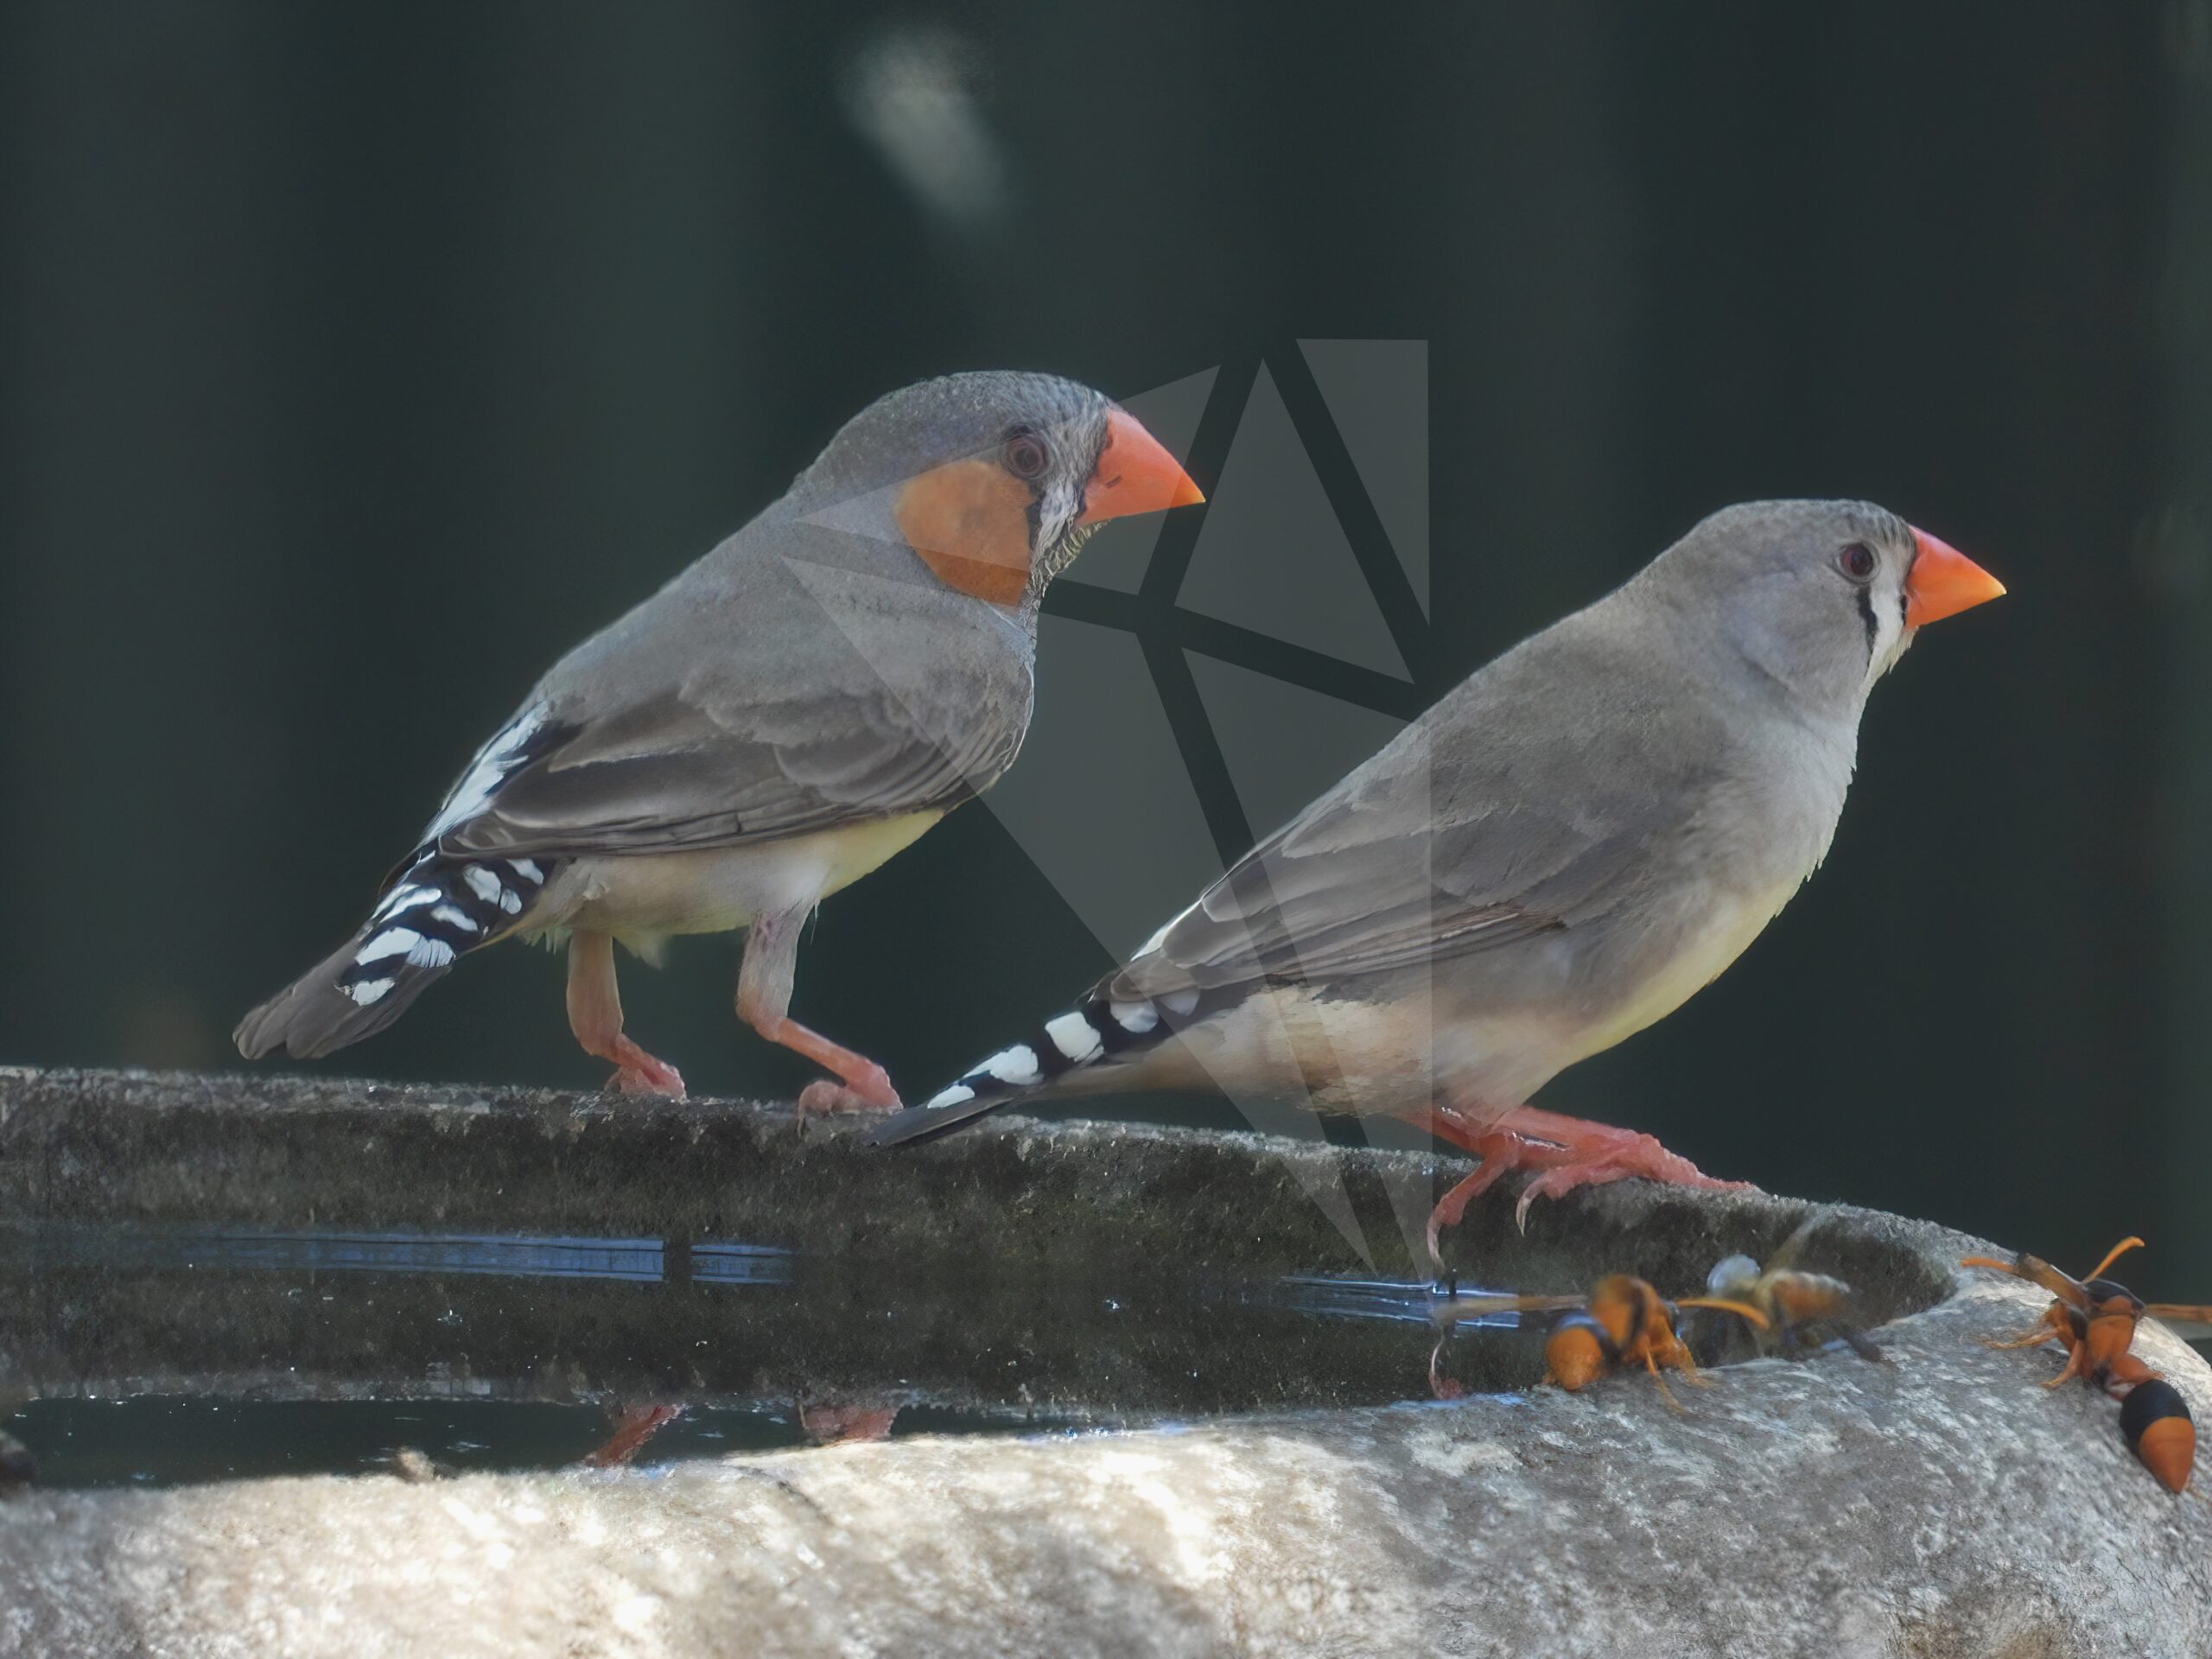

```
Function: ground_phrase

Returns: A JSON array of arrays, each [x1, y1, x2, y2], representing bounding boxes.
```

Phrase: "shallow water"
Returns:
[[0, 1220, 1537, 1488], [0, 1079, 1951, 1495]]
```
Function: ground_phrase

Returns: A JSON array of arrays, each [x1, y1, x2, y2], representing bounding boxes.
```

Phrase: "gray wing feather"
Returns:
[[431, 537, 1033, 862], [440, 689, 1017, 860], [1106, 619, 1724, 1001]]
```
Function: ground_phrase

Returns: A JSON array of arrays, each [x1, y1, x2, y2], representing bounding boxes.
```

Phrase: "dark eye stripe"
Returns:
[[1856, 587, 1878, 661]]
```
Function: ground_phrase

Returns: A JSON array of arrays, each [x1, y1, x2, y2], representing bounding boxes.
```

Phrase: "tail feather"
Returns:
[[234, 855, 553, 1060], [863, 984, 1195, 1147]]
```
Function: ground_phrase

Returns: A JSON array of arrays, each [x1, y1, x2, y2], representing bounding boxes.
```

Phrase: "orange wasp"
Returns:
[[1698, 1220, 1886, 1364], [1962, 1236, 2208, 1494], [1433, 1273, 1769, 1407]]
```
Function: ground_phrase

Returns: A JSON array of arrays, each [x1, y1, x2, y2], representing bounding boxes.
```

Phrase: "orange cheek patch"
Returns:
[[895, 458, 1033, 607]]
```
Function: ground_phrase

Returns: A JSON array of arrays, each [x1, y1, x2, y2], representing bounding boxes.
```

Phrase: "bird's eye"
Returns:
[[1003, 431, 1048, 480], [1836, 543, 1877, 582]]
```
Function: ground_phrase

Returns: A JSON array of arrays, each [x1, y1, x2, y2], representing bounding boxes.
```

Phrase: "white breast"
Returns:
[[535, 811, 944, 945], [1570, 877, 1802, 1058]]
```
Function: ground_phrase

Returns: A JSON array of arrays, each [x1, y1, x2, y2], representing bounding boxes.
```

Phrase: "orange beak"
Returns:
[[1905, 526, 2006, 628], [1077, 407, 1205, 526]]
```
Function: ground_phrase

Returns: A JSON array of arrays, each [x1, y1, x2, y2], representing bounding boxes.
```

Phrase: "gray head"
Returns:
[[1639, 499, 2005, 715], [790, 371, 1202, 609]]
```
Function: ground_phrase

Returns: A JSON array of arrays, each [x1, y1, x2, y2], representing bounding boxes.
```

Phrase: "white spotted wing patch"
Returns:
[[978, 1045, 1041, 1087], [354, 929, 423, 965], [377, 885, 438, 917], [880, 982, 1197, 1146], [884, 977, 1211, 1147], [426, 702, 550, 842], [1108, 998, 1159, 1035], [339, 855, 553, 1004], [1043, 1010, 1103, 1065]]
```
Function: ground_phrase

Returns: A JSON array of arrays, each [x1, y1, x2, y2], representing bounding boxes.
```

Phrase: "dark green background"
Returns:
[[3, 4, 2207, 1291]]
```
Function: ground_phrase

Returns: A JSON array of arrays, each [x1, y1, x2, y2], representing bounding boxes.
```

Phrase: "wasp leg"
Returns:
[[1840, 1327, 1889, 1364], [1639, 1347, 1698, 1411], [2041, 1341, 2089, 1389], [1987, 1306, 2068, 1351]]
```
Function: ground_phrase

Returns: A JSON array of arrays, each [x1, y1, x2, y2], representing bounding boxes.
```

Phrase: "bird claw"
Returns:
[[795, 1076, 903, 1126], [609, 1058, 685, 1099], [1427, 1341, 1466, 1402], [841, 1060, 900, 1110], [1512, 1138, 1756, 1231], [1422, 1133, 1521, 1268], [1418, 1107, 1753, 1255]]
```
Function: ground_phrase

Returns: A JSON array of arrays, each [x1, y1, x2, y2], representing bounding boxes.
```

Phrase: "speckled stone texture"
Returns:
[[3, 1068, 2210, 1656]]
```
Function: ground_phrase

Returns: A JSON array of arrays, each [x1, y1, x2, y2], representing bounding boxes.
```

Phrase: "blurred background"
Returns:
[[2, 3, 2208, 1290]]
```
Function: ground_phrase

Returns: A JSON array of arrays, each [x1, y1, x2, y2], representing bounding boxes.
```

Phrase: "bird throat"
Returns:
[[895, 458, 1034, 608]]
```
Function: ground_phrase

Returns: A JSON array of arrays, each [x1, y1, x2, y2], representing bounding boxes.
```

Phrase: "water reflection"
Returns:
[[0, 1222, 1926, 1489], [0, 1222, 1486, 1488], [1277, 1274, 1522, 1328], [4, 1223, 791, 1286]]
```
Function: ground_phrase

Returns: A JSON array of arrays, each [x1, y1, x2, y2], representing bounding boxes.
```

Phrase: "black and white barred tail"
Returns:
[[863, 982, 1203, 1147], [233, 854, 553, 1061]]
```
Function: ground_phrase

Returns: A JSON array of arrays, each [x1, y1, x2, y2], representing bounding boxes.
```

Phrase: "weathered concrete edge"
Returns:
[[4, 1270, 2209, 1658], [3, 1067, 2209, 1654], [0, 1063, 1967, 1293]]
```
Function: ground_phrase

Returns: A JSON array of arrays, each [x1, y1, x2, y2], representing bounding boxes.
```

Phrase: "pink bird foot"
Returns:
[[1412, 1103, 1755, 1264], [601, 1034, 685, 1099], [795, 1077, 902, 1122], [567, 930, 684, 1098], [1506, 1122, 1754, 1230]]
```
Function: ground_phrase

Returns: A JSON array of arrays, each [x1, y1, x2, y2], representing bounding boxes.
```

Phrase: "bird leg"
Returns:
[[566, 930, 686, 1098], [1490, 1105, 1755, 1229], [578, 1403, 684, 1469], [797, 1403, 901, 1445], [737, 906, 902, 1117], [1407, 1105, 1599, 1262], [1410, 1103, 1753, 1258], [1408, 1108, 1554, 1266]]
